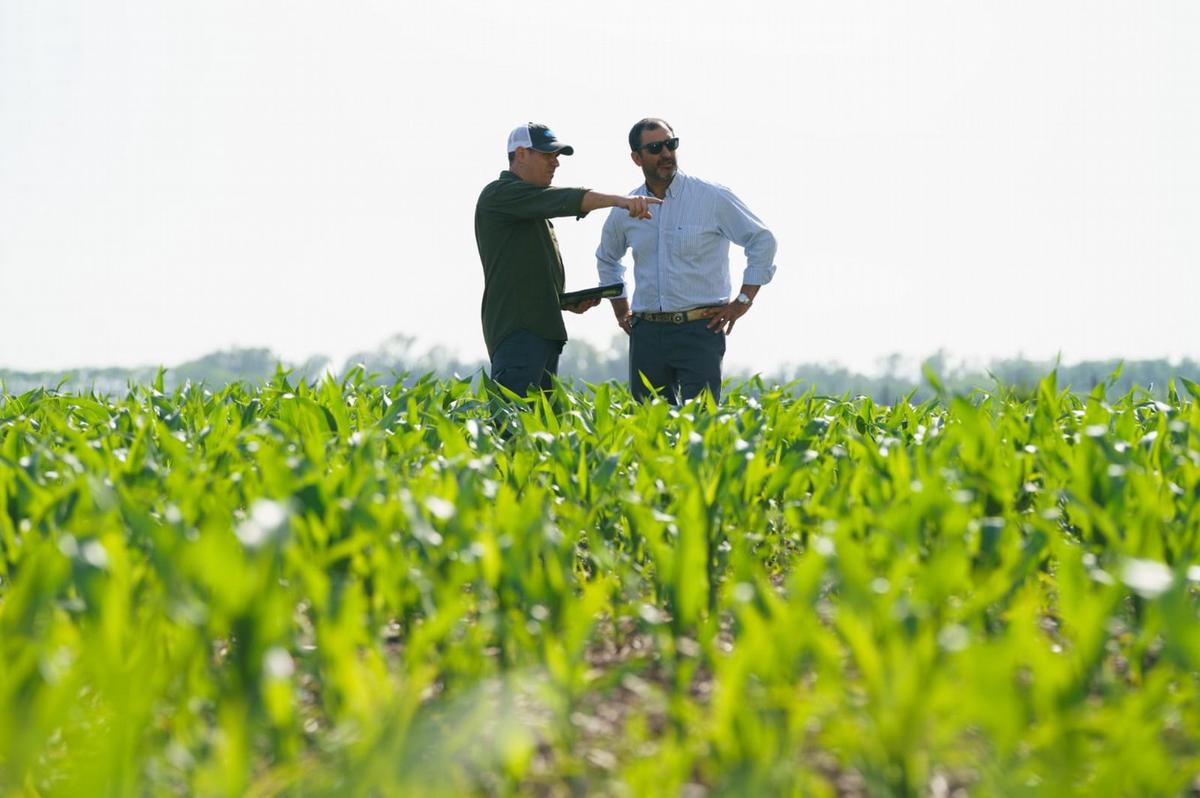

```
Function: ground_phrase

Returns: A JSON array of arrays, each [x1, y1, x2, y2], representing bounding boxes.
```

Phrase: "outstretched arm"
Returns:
[[581, 192, 662, 219]]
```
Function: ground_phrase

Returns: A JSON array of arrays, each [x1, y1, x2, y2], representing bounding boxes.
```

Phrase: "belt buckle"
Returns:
[[671, 312, 684, 324]]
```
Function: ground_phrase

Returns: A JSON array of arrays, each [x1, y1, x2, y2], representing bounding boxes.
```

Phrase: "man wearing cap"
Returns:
[[476, 122, 661, 395], [595, 118, 778, 403]]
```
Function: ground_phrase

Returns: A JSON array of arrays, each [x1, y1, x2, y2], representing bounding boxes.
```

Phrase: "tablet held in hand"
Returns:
[[560, 283, 624, 309]]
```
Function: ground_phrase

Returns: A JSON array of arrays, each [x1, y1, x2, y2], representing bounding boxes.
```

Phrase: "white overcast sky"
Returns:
[[1, 1, 1197, 375]]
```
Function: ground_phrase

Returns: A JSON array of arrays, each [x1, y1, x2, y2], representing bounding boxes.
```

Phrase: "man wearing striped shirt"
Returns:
[[595, 118, 778, 403]]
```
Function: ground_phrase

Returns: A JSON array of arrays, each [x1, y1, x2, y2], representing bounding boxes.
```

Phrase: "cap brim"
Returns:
[[533, 143, 574, 156]]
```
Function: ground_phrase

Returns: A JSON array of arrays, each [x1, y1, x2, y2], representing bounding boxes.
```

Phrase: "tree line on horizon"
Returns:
[[3, 334, 1197, 402]]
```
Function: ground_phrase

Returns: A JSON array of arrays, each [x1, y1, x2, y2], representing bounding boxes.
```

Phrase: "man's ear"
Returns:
[[630, 151, 643, 167]]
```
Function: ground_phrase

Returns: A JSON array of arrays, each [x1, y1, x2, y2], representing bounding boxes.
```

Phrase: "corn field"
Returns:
[[2, 370, 1199, 796]]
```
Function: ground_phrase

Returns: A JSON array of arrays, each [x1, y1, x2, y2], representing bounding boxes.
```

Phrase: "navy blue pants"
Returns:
[[629, 317, 726, 403], [490, 330, 565, 395]]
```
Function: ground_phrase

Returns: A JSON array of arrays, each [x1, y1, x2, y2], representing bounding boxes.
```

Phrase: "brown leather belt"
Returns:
[[633, 306, 719, 324]]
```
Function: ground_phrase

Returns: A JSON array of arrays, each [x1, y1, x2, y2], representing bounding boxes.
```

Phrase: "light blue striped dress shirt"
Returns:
[[595, 171, 777, 313]]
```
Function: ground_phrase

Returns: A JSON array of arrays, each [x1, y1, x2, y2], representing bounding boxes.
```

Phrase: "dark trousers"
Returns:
[[629, 317, 726, 403], [490, 330, 565, 395]]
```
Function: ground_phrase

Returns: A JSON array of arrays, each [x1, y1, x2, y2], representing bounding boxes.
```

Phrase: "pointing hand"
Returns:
[[623, 196, 663, 220]]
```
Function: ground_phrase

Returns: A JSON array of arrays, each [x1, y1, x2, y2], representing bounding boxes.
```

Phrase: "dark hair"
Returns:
[[628, 118, 674, 152]]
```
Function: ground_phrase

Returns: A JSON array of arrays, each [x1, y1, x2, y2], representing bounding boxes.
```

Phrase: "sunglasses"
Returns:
[[638, 137, 680, 155]]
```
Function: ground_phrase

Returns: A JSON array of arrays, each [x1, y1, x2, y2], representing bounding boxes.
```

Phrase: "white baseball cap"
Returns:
[[506, 122, 575, 156]]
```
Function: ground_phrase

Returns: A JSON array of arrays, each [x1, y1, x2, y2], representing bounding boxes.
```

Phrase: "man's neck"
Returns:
[[645, 174, 674, 200]]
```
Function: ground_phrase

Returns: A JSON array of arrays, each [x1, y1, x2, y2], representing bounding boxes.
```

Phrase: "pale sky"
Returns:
[[2, 1, 1197, 375]]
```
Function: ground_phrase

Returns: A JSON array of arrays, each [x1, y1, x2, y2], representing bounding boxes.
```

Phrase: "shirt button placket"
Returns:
[[655, 198, 666, 312]]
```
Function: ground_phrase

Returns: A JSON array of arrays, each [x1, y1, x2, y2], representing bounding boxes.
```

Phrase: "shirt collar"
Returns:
[[638, 170, 686, 199]]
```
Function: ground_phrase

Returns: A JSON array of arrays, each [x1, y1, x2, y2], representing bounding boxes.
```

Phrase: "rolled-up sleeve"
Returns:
[[595, 209, 630, 298], [714, 188, 777, 286]]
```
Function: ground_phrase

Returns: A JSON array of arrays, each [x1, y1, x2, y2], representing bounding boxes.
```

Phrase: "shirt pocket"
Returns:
[[668, 225, 709, 260]]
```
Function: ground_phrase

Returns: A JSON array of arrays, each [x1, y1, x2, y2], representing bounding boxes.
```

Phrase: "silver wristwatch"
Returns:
[[735, 292, 752, 305]]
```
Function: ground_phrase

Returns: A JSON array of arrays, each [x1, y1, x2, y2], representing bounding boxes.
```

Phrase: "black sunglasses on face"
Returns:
[[638, 137, 680, 155]]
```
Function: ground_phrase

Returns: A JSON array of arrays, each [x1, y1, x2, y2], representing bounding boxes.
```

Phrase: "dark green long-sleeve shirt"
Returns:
[[474, 171, 589, 357]]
